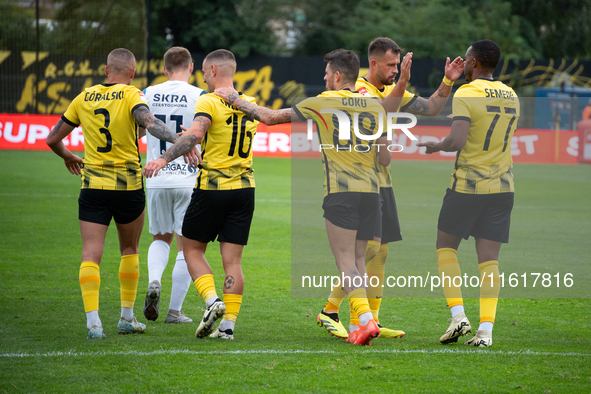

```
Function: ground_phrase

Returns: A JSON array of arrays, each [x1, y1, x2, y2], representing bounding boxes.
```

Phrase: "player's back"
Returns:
[[144, 81, 205, 188], [295, 89, 383, 196], [451, 79, 520, 194], [194, 93, 259, 190], [63, 83, 148, 190]]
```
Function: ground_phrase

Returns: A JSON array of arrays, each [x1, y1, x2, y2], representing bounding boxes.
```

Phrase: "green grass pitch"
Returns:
[[0, 150, 590, 393]]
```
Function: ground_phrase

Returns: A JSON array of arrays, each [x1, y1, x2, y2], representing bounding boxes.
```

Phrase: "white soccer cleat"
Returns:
[[464, 330, 493, 347], [210, 327, 234, 340], [165, 309, 193, 323], [117, 316, 146, 334], [88, 325, 105, 339], [195, 299, 226, 338], [440, 312, 472, 344]]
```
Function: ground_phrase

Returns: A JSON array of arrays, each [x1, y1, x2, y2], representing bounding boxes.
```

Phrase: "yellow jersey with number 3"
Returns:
[[62, 83, 148, 191], [451, 79, 520, 194], [194, 93, 259, 190]]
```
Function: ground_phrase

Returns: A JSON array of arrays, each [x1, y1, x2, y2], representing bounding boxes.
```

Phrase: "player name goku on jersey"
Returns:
[[294, 89, 385, 197], [194, 93, 259, 190], [62, 83, 148, 191], [451, 79, 520, 194]]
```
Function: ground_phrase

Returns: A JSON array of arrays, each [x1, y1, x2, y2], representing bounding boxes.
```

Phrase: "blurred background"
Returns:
[[1, 0, 591, 130]]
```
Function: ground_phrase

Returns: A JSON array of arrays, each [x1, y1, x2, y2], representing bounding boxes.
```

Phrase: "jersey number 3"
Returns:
[[94, 108, 112, 153]]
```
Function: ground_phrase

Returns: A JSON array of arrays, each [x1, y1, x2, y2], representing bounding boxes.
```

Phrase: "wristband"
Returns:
[[443, 76, 454, 86]]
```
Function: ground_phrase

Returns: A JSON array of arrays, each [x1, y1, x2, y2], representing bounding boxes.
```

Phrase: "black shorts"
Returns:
[[438, 189, 514, 243], [78, 188, 145, 225], [322, 192, 379, 240], [182, 188, 255, 245], [374, 187, 403, 243]]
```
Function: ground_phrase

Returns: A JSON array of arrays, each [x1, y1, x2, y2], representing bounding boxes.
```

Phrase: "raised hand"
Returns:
[[444, 56, 465, 82]]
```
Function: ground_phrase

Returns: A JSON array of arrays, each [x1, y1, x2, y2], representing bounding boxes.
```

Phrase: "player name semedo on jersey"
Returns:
[[484, 88, 516, 100]]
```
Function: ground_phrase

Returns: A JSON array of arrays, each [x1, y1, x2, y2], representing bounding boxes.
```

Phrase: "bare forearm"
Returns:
[[160, 133, 200, 163], [133, 106, 177, 142], [426, 82, 453, 115], [228, 96, 292, 125]]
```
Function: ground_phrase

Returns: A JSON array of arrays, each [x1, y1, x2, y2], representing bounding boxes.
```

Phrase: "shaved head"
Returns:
[[107, 48, 136, 76], [203, 49, 236, 77]]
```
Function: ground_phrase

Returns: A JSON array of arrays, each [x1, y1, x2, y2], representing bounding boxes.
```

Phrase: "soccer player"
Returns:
[[46, 48, 183, 339], [142, 46, 207, 324], [417, 40, 520, 347], [318, 37, 465, 339], [213, 49, 392, 346], [143, 49, 259, 340]]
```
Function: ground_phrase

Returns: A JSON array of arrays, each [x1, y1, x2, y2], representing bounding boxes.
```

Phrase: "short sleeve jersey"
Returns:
[[294, 89, 383, 197], [144, 81, 206, 188], [451, 79, 520, 194], [356, 77, 416, 189], [194, 93, 259, 190], [62, 83, 148, 190]]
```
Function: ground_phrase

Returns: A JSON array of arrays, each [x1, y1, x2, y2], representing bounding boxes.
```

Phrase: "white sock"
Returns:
[[168, 251, 192, 311], [121, 307, 133, 321], [349, 324, 359, 333], [358, 311, 373, 326], [479, 321, 494, 332], [450, 305, 465, 318], [148, 240, 170, 283], [206, 296, 219, 307], [86, 310, 101, 329], [219, 319, 235, 332]]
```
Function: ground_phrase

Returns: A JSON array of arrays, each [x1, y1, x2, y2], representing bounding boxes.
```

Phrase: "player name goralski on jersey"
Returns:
[[83, 91, 124, 102]]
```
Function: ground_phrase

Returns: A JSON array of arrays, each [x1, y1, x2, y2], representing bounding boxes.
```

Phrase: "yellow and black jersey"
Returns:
[[194, 93, 259, 190], [62, 83, 147, 190], [294, 89, 384, 197], [355, 77, 415, 189], [450, 79, 520, 194]]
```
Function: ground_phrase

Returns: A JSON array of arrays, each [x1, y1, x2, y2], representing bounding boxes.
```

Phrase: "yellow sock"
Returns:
[[365, 240, 381, 262], [119, 254, 139, 309], [479, 260, 500, 324], [348, 288, 371, 320], [366, 243, 387, 322], [194, 274, 217, 303], [79, 261, 100, 312], [325, 285, 346, 313], [348, 298, 360, 325], [222, 294, 242, 322], [437, 248, 463, 309]]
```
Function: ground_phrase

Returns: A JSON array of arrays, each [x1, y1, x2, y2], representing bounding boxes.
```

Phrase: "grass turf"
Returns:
[[0, 151, 590, 393]]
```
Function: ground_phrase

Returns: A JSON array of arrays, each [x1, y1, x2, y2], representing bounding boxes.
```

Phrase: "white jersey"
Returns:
[[144, 80, 206, 188]]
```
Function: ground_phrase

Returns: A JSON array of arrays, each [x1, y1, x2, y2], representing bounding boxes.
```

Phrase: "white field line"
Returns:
[[1, 348, 590, 359]]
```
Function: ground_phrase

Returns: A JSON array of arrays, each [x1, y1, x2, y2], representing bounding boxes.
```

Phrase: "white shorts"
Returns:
[[147, 187, 193, 236]]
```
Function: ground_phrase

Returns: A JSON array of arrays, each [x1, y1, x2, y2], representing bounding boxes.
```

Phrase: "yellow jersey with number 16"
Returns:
[[62, 83, 148, 191], [451, 79, 520, 194], [194, 93, 259, 191]]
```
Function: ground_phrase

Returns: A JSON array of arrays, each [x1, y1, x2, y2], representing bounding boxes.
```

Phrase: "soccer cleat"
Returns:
[[377, 324, 405, 338], [317, 310, 348, 339], [210, 327, 234, 340], [143, 280, 161, 321], [164, 309, 193, 323], [195, 299, 226, 338], [440, 313, 472, 344], [352, 319, 380, 346], [88, 326, 105, 339], [117, 316, 146, 334], [464, 330, 493, 347]]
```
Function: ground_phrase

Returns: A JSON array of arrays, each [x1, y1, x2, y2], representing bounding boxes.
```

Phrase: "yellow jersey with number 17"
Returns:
[[62, 83, 148, 191], [451, 79, 520, 194], [194, 93, 259, 191]]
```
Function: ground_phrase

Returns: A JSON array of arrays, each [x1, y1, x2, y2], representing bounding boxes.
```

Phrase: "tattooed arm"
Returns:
[[46, 119, 84, 175], [214, 87, 297, 125], [132, 105, 178, 143], [380, 52, 413, 113], [143, 115, 209, 178], [406, 56, 465, 116]]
